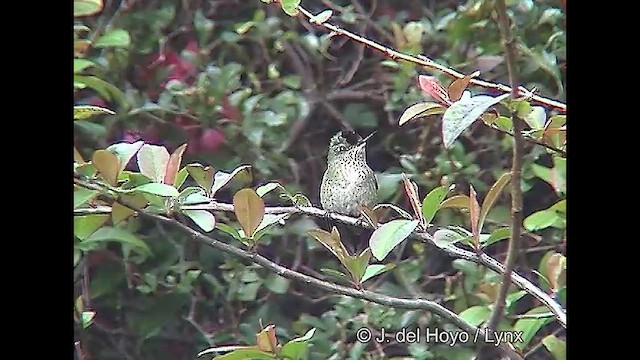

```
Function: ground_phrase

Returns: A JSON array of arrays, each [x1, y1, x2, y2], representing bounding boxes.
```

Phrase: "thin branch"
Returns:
[[142, 210, 524, 360], [490, 125, 566, 157], [509, 312, 554, 320], [486, 0, 526, 334], [73, 196, 566, 328], [295, 5, 566, 113]]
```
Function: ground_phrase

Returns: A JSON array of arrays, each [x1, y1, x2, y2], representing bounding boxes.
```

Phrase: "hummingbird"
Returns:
[[320, 131, 378, 217]]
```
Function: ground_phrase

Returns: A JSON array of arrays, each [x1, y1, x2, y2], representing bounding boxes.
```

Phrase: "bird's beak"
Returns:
[[356, 131, 376, 149]]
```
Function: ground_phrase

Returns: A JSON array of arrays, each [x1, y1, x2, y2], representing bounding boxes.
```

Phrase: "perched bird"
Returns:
[[320, 131, 378, 217]]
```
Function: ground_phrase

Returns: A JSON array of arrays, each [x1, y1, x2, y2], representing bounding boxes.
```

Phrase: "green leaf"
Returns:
[[216, 223, 243, 240], [111, 202, 135, 224], [292, 194, 312, 207], [81, 311, 96, 328], [106, 141, 144, 172], [81, 226, 151, 256], [74, 59, 96, 74], [238, 281, 261, 301], [478, 172, 512, 232], [181, 188, 210, 205], [344, 248, 372, 282], [233, 188, 265, 238], [74, 75, 127, 105], [92, 149, 120, 186], [256, 182, 282, 197], [505, 290, 527, 311], [494, 115, 512, 131], [320, 268, 349, 281], [74, 24, 91, 34], [373, 203, 413, 220], [442, 93, 510, 148], [458, 305, 491, 326], [550, 199, 566, 213], [74, 187, 99, 209], [133, 183, 179, 197], [121, 172, 152, 189], [439, 195, 470, 210], [551, 156, 566, 194], [309, 228, 350, 266], [186, 163, 215, 196], [198, 347, 275, 360], [211, 164, 252, 196], [281, 0, 301, 16], [361, 264, 395, 283], [513, 307, 554, 349], [370, 219, 419, 261], [279, 340, 308, 360], [254, 213, 288, 235], [74, 0, 103, 16], [403, 21, 424, 44], [264, 273, 290, 294], [183, 209, 216, 232], [309, 9, 333, 25], [74, 214, 109, 240], [398, 102, 446, 126], [433, 228, 465, 247], [174, 167, 189, 190], [481, 227, 511, 247], [137, 144, 170, 183], [523, 209, 559, 231], [542, 335, 566, 360], [94, 29, 130, 48], [524, 106, 546, 129], [421, 186, 449, 225]]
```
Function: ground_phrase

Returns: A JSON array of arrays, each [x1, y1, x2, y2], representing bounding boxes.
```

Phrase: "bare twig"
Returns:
[[485, 0, 526, 335], [295, 5, 566, 113], [490, 125, 566, 157], [509, 312, 554, 320]]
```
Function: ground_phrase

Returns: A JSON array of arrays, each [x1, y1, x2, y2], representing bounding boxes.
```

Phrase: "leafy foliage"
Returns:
[[73, 0, 566, 359]]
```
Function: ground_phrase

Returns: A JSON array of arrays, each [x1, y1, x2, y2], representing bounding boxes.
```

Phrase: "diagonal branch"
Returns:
[[73, 191, 566, 328], [141, 210, 524, 359], [294, 5, 566, 113]]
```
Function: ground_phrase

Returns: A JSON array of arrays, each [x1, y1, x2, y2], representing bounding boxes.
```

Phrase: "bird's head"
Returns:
[[327, 130, 374, 163]]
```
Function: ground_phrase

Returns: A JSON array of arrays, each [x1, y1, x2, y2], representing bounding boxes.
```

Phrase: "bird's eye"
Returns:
[[337, 145, 346, 152]]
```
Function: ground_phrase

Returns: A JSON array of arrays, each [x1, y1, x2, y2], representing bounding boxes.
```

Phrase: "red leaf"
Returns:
[[469, 185, 480, 250], [164, 143, 188, 185], [448, 73, 476, 102], [418, 75, 452, 106]]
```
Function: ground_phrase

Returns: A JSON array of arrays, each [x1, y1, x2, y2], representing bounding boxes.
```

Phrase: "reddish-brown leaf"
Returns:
[[164, 143, 187, 185], [418, 75, 452, 106], [256, 324, 278, 353], [448, 73, 476, 102], [402, 174, 425, 228], [469, 185, 480, 249], [92, 150, 120, 186], [233, 188, 265, 238]]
